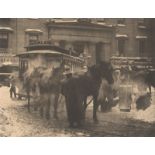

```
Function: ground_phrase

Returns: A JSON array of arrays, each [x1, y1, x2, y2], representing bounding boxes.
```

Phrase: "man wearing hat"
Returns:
[[63, 65, 73, 79]]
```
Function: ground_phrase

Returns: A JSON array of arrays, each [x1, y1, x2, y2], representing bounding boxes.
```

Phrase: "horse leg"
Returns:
[[39, 94, 45, 118], [53, 93, 59, 119], [40, 107, 44, 118], [33, 93, 39, 111], [93, 97, 99, 123], [149, 84, 152, 94], [27, 92, 30, 112], [34, 101, 38, 111], [34, 96, 40, 111], [45, 96, 51, 120], [83, 97, 87, 120]]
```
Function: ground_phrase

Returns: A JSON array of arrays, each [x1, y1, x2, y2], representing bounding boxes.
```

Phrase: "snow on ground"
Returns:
[[0, 86, 86, 136], [1, 86, 155, 136]]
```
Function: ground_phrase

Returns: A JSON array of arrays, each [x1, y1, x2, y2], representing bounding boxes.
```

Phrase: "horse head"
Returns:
[[88, 61, 114, 84], [98, 61, 114, 85]]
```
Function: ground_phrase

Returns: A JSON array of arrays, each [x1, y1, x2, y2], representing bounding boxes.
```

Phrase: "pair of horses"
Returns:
[[23, 61, 114, 127], [23, 63, 64, 119], [61, 61, 114, 127]]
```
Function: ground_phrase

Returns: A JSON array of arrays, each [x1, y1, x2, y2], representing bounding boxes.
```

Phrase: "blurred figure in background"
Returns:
[[10, 82, 16, 98]]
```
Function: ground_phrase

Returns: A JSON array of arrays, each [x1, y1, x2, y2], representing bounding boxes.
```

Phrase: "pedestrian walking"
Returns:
[[10, 82, 16, 98]]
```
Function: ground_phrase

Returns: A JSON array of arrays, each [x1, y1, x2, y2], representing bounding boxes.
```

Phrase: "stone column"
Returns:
[[88, 43, 96, 66], [82, 43, 89, 66], [83, 43, 89, 55], [104, 43, 111, 62], [99, 43, 105, 62]]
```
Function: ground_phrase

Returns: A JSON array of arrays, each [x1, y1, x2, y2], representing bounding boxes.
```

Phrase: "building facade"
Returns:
[[106, 18, 153, 57], [0, 18, 48, 66], [46, 18, 115, 66], [0, 18, 155, 67], [47, 18, 155, 66]]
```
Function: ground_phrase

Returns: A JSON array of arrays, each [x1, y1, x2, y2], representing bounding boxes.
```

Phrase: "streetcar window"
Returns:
[[0, 32, 8, 49]]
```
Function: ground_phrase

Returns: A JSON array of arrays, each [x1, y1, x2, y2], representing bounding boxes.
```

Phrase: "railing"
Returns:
[[29, 40, 52, 46], [0, 48, 8, 53], [110, 56, 153, 69]]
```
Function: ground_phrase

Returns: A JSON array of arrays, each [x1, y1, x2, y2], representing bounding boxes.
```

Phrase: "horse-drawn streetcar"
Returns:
[[14, 41, 115, 126], [16, 42, 85, 79], [15, 42, 85, 98], [15, 42, 86, 120]]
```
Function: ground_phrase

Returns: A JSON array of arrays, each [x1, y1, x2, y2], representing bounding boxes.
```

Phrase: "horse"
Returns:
[[22, 66, 45, 112], [61, 61, 114, 127], [144, 70, 155, 94], [38, 63, 64, 119], [23, 62, 65, 119]]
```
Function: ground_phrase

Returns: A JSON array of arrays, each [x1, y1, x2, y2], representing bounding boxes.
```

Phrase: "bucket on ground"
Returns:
[[119, 84, 132, 112]]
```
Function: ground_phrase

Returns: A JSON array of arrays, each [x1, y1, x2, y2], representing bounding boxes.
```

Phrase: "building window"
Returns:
[[29, 34, 39, 45], [117, 39, 125, 56], [117, 18, 125, 25], [0, 33, 8, 48], [138, 40, 145, 55]]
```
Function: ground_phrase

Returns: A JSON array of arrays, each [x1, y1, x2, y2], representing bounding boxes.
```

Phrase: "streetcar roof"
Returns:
[[16, 50, 61, 56], [0, 73, 12, 76], [15, 50, 84, 62]]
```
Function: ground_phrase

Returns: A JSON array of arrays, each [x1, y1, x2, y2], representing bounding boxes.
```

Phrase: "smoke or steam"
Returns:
[[112, 68, 152, 111]]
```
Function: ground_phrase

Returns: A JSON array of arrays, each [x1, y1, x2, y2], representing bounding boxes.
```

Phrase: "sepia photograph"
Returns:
[[0, 18, 155, 137]]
